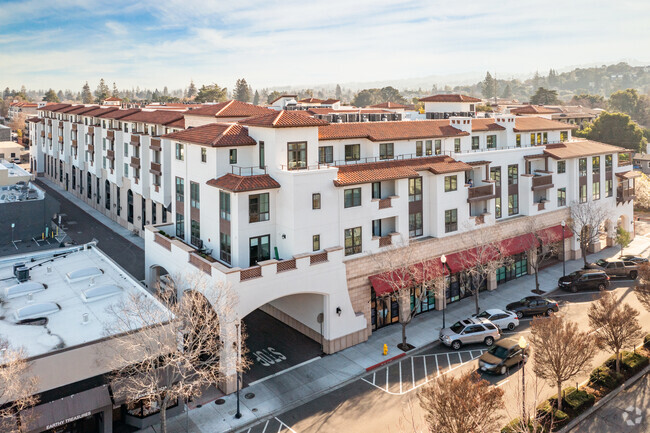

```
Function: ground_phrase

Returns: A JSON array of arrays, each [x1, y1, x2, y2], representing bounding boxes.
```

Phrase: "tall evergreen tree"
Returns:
[[253, 90, 260, 105], [234, 78, 252, 102], [94, 78, 110, 103], [81, 82, 93, 104], [187, 80, 197, 98], [112, 82, 119, 98], [56, 90, 64, 101], [501, 83, 512, 99], [163, 86, 169, 96], [481, 72, 497, 99], [335, 84, 342, 100], [43, 89, 59, 103]]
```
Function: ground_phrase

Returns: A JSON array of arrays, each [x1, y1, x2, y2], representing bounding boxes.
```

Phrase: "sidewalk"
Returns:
[[141, 235, 650, 433], [36, 177, 145, 250]]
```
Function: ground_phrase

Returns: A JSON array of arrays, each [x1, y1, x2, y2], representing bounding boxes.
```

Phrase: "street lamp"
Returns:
[[560, 220, 566, 277], [234, 322, 242, 419], [440, 255, 447, 329], [519, 336, 528, 423]]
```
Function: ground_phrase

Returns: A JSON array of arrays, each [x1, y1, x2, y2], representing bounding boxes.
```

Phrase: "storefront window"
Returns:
[[496, 252, 529, 284]]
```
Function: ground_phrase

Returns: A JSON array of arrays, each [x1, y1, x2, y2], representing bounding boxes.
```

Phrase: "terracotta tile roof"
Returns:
[[39, 103, 71, 112], [322, 99, 340, 104], [26, 116, 43, 123], [206, 173, 281, 192], [510, 105, 561, 115], [57, 105, 84, 113], [471, 119, 505, 132], [298, 97, 324, 103], [187, 100, 274, 118], [308, 108, 392, 115], [544, 139, 625, 160], [82, 107, 119, 117], [513, 117, 577, 132], [162, 123, 256, 147], [318, 120, 467, 141], [66, 105, 100, 115], [334, 156, 472, 186], [419, 94, 482, 103], [240, 110, 329, 128], [286, 110, 313, 117], [167, 118, 185, 129], [616, 170, 642, 179], [96, 108, 141, 119], [120, 110, 185, 125], [367, 102, 410, 109], [270, 94, 298, 104], [104, 97, 122, 101]]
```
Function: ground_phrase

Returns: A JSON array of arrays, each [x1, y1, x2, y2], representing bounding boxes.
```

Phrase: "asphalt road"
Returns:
[[34, 179, 146, 280], [239, 279, 650, 433]]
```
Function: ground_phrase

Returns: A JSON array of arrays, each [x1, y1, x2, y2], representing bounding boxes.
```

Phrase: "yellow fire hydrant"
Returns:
[[383, 344, 388, 356]]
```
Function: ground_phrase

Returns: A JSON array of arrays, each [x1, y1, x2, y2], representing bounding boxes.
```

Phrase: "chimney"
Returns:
[[449, 117, 472, 134]]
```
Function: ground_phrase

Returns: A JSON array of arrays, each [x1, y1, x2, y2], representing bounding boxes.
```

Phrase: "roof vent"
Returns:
[[82, 313, 89, 324], [66, 267, 103, 283], [81, 284, 122, 303], [5, 282, 45, 299], [14, 303, 61, 321]]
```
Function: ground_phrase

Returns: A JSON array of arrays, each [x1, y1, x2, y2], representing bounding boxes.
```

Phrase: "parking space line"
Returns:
[[423, 356, 427, 378], [385, 367, 389, 392], [411, 357, 416, 388], [446, 353, 451, 370], [274, 417, 298, 433], [399, 360, 402, 394], [496, 379, 510, 388], [261, 420, 269, 433]]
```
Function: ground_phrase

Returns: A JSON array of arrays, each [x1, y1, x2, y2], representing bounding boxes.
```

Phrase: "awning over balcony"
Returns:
[[369, 257, 444, 296]]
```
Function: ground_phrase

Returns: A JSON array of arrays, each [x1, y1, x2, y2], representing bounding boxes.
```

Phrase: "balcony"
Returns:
[[87, 144, 94, 153], [106, 149, 115, 160], [150, 138, 162, 151], [617, 187, 635, 204], [40, 131, 45, 138], [531, 174, 554, 191], [131, 134, 141, 146], [106, 130, 114, 139], [231, 165, 268, 176], [467, 184, 495, 203], [150, 162, 162, 176], [130, 157, 141, 169]]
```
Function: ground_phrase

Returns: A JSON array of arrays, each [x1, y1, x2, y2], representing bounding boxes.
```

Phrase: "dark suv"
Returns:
[[558, 270, 610, 292], [505, 296, 559, 318], [478, 337, 529, 375]]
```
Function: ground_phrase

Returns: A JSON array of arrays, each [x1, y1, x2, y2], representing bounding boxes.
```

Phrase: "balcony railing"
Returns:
[[240, 266, 262, 281], [310, 251, 328, 265], [378, 198, 392, 209], [617, 187, 635, 203], [276, 258, 297, 273], [379, 236, 392, 247], [467, 184, 494, 202], [231, 165, 267, 176], [150, 162, 162, 176], [150, 138, 162, 151], [531, 174, 553, 191], [130, 157, 141, 169], [106, 149, 115, 160]]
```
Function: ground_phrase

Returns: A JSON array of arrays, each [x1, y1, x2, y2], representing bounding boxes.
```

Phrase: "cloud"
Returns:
[[105, 21, 128, 36]]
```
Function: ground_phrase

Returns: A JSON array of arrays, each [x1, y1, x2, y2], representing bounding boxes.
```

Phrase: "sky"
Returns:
[[1, 0, 649, 92]]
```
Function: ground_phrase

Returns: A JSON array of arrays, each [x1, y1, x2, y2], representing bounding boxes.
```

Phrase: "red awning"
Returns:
[[369, 257, 444, 296], [537, 224, 573, 245], [444, 244, 501, 274], [500, 233, 538, 257]]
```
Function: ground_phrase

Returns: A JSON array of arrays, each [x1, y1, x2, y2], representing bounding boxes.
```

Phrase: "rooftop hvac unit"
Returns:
[[13, 262, 25, 276], [16, 267, 29, 283]]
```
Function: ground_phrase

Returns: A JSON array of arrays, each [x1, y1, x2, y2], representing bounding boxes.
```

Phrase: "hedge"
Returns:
[[644, 334, 650, 349], [589, 365, 624, 389], [562, 387, 595, 413], [603, 351, 649, 375]]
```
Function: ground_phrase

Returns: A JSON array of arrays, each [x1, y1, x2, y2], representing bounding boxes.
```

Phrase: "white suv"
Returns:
[[439, 317, 501, 350]]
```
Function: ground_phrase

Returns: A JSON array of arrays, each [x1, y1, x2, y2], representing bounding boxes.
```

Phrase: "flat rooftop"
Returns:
[[0, 243, 167, 359], [0, 181, 44, 203]]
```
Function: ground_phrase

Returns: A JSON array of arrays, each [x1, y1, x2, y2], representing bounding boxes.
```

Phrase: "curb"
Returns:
[[561, 363, 650, 432], [366, 353, 406, 371]]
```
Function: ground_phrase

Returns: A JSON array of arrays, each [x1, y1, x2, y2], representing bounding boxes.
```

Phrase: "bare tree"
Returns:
[[459, 228, 511, 315], [588, 292, 643, 374], [103, 273, 247, 433], [529, 315, 597, 411], [9, 113, 26, 134], [372, 241, 444, 350], [417, 370, 504, 433], [0, 339, 39, 433], [635, 263, 650, 312], [568, 201, 611, 268], [524, 220, 561, 293]]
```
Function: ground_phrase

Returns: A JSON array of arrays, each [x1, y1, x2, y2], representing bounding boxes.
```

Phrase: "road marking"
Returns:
[[411, 356, 416, 388], [496, 379, 510, 387], [275, 417, 298, 433], [248, 357, 321, 387], [261, 420, 269, 433], [423, 355, 427, 378], [446, 353, 451, 371], [399, 360, 402, 394]]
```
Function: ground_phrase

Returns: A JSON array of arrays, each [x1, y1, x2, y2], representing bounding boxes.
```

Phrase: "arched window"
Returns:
[[127, 189, 134, 224], [105, 180, 111, 210]]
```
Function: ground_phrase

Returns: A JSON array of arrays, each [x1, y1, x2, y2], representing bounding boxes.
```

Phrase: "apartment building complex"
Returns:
[[29, 96, 637, 395]]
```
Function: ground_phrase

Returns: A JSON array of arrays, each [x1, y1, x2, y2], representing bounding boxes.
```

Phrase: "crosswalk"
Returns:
[[243, 417, 297, 433], [360, 349, 487, 395]]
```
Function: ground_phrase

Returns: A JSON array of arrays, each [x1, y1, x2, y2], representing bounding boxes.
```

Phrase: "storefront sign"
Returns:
[[46, 411, 92, 430]]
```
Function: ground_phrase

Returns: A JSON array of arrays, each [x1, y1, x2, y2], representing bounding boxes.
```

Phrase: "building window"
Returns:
[[579, 158, 587, 176], [249, 235, 271, 266], [116, 186, 121, 216], [175, 142, 184, 160], [127, 189, 134, 224], [287, 141, 307, 169], [508, 165, 518, 185], [537, 133, 542, 145], [435, 139, 442, 155], [495, 197, 502, 219], [530, 133, 535, 145], [409, 212, 423, 238], [190, 182, 200, 209], [105, 180, 110, 210], [201, 148, 207, 163], [312, 193, 321, 209], [124, 144, 129, 157], [123, 163, 129, 177], [372, 182, 381, 199], [557, 160, 566, 174], [454, 138, 461, 153], [379, 143, 394, 160], [508, 194, 519, 215], [409, 177, 422, 201], [606, 179, 613, 197], [259, 141, 265, 168], [592, 156, 600, 173], [542, 132, 548, 144], [560, 131, 568, 142], [229, 149, 237, 164], [344, 227, 362, 256], [416, 141, 423, 156], [344, 188, 361, 208], [313, 235, 320, 251], [87, 172, 92, 199], [175, 177, 184, 202], [220, 233, 231, 264], [425, 140, 433, 155], [605, 154, 613, 171], [190, 220, 200, 246], [249, 193, 270, 223], [444, 175, 457, 192], [445, 209, 458, 233], [515, 134, 521, 147], [557, 188, 566, 207], [580, 184, 587, 203], [593, 181, 600, 200], [372, 219, 381, 237], [487, 135, 496, 149], [345, 144, 360, 161], [219, 191, 230, 221], [471, 136, 479, 150], [318, 146, 333, 164]]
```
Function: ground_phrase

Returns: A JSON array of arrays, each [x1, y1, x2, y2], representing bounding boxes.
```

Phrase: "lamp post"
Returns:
[[440, 254, 447, 329], [560, 220, 566, 277], [519, 336, 528, 423], [234, 322, 242, 419]]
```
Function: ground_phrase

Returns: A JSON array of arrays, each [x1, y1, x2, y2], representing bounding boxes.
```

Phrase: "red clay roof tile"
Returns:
[[419, 94, 482, 103], [240, 110, 328, 128], [163, 123, 256, 147], [543, 139, 625, 160], [120, 110, 185, 125], [318, 120, 467, 141], [513, 117, 577, 132], [207, 173, 281, 192], [187, 100, 273, 118]]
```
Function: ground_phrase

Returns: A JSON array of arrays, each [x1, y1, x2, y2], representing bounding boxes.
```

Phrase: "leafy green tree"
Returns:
[[43, 89, 59, 103], [570, 93, 605, 108], [233, 78, 252, 102], [615, 226, 631, 257], [548, 68, 559, 87], [335, 84, 342, 100], [2, 88, 9, 99], [94, 78, 110, 103], [609, 88, 649, 124], [253, 90, 260, 105], [481, 71, 496, 99], [352, 86, 406, 107], [64, 90, 74, 101], [194, 83, 228, 103], [379, 86, 406, 103], [81, 82, 93, 104], [267, 90, 283, 104], [501, 83, 512, 99], [530, 87, 560, 105], [187, 80, 197, 99], [575, 111, 647, 152], [56, 90, 64, 101]]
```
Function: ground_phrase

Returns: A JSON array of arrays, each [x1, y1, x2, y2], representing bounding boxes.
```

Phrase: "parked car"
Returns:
[[558, 269, 610, 292], [439, 317, 501, 350], [505, 296, 559, 319], [478, 337, 529, 375], [474, 309, 519, 331], [588, 259, 638, 279], [620, 255, 649, 264]]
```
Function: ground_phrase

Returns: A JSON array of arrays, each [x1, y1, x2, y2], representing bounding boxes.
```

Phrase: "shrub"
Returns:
[[563, 387, 595, 413], [644, 334, 650, 349], [501, 418, 546, 433], [589, 365, 623, 389], [536, 400, 569, 429], [621, 351, 649, 374]]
